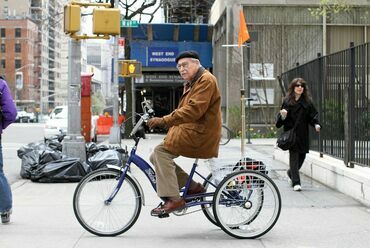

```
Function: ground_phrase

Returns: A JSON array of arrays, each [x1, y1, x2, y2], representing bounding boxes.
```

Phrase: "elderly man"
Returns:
[[147, 50, 221, 216]]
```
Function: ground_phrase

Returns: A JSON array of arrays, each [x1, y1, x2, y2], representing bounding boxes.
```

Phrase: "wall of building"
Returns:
[[1, 0, 67, 114], [0, 19, 38, 109], [210, 0, 370, 128], [0, 0, 29, 19]]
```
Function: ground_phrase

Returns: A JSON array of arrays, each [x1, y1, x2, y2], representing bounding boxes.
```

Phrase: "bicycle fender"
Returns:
[[106, 165, 146, 206]]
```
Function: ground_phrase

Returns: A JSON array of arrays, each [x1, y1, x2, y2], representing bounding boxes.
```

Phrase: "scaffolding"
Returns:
[[162, 0, 214, 24]]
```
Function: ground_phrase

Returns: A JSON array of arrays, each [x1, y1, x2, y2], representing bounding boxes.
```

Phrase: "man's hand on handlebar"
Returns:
[[147, 117, 166, 129]]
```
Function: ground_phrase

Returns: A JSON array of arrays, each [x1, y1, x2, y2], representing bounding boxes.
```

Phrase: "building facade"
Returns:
[[0, 19, 38, 110], [1, 0, 66, 114], [209, 0, 370, 128], [121, 23, 213, 118]]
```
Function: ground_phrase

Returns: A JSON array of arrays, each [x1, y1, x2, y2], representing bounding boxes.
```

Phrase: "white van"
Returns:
[[44, 106, 97, 141]]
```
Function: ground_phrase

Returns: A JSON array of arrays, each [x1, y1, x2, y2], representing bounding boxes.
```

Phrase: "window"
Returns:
[[3, 6, 8, 16], [15, 28, 21, 37], [0, 28, 5, 37], [15, 59, 21, 69], [1, 60, 5, 69], [0, 44, 5, 53], [15, 43, 21, 53]]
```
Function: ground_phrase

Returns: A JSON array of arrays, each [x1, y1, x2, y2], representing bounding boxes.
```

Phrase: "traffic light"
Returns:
[[119, 60, 142, 77], [64, 4, 81, 34], [93, 8, 120, 35]]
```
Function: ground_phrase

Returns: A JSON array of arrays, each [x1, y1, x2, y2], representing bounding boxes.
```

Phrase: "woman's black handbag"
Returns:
[[277, 110, 302, 151], [277, 129, 296, 150]]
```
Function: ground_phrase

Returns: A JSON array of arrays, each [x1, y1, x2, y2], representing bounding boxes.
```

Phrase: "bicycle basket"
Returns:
[[234, 157, 267, 175], [206, 157, 267, 185], [233, 157, 267, 187]]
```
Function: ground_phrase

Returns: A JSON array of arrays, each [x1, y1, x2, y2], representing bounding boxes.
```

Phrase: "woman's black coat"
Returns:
[[276, 97, 320, 153]]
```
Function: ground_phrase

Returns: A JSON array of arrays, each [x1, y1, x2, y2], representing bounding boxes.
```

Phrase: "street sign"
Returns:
[[120, 19, 139, 28]]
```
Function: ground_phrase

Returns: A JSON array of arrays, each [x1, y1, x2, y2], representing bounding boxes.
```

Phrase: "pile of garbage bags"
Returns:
[[17, 139, 128, 183]]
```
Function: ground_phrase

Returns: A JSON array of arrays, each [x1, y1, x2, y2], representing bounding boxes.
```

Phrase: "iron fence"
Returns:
[[279, 42, 370, 167]]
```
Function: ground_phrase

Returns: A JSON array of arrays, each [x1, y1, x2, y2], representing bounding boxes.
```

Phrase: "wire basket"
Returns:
[[206, 157, 267, 184]]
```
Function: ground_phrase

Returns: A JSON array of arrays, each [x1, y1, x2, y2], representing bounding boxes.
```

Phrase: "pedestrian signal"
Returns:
[[119, 60, 142, 77], [93, 8, 120, 35], [64, 4, 81, 34]]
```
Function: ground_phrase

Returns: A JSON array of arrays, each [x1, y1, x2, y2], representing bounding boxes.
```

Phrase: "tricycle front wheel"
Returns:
[[73, 168, 142, 236]]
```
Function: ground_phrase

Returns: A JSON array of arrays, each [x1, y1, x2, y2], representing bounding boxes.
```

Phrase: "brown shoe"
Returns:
[[151, 198, 186, 216], [187, 183, 206, 195]]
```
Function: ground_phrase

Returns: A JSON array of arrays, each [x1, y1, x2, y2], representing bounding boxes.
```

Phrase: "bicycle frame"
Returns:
[[105, 98, 247, 209], [106, 135, 218, 208]]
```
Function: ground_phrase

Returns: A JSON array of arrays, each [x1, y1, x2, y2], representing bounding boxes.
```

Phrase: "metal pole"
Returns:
[[247, 98, 252, 144], [131, 77, 136, 126], [246, 44, 252, 144], [109, 0, 121, 144], [240, 45, 246, 157], [62, 39, 86, 161]]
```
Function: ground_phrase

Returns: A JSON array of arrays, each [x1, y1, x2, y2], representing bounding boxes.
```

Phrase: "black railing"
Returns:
[[279, 42, 370, 167]]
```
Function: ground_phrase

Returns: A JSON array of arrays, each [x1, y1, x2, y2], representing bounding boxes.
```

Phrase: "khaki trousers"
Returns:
[[149, 142, 196, 198]]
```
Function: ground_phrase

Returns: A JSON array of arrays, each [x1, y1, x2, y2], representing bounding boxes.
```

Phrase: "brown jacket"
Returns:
[[162, 69, 221, 158]]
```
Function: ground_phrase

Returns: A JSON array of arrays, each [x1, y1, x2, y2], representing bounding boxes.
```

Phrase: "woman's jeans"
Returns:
[[0, 143, 12, 213]]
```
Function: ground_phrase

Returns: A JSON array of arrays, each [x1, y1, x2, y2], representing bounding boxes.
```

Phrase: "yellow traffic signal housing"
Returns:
[[119, 60, 142, 77], [93, 8, 120, 35], [64, 4, 81, 34]]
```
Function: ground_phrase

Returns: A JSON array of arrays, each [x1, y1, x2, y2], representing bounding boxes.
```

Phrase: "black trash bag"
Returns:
[[39, 149, 63, 165], [20, 150, 40, 179], [86, 142, 100, 159], [87, 149, 123, 171], [96, 144, 110, 151], [17, 142, 47, 159], [30, 157, 90, 183], [46, 140, 63, 152]]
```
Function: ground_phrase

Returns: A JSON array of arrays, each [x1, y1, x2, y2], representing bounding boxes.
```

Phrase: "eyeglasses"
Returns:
[[176, 62, 190, 70], [295, 84, 304, 88]]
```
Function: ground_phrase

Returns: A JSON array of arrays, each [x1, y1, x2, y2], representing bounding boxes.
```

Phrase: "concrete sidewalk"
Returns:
[[1, 135, 370, 248]]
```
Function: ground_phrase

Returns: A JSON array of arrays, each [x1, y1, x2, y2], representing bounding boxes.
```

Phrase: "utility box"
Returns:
[[93, 8, 120, 35], [64, 4, 81, 34], [81, 73, 93, 142]]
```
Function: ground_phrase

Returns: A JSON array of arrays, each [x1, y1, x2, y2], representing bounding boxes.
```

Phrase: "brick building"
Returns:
[[0, 19, 38, 109]]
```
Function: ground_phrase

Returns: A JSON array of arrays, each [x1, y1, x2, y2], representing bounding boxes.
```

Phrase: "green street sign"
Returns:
[[120, 19, 139, 28]]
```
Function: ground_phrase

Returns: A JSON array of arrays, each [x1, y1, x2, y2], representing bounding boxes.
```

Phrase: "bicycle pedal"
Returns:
[[157, 213, 170, 218]]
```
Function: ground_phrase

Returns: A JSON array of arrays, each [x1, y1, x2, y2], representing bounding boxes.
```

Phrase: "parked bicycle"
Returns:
[[73, 99, 281, 239], [219, 124, 232, 145]]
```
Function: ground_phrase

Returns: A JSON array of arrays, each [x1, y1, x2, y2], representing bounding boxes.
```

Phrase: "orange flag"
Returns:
[[238, 9, 250, 47]]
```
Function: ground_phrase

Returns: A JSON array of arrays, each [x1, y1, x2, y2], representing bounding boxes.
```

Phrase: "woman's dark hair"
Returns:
[[285, 77, 312, 105]]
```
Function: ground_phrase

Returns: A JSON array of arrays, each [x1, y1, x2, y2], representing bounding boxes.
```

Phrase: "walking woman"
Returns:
[[276, 78, 321, 191]]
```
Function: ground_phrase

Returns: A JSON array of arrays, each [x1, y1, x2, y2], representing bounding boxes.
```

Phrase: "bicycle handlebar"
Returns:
[[130, 99, 155, 137]]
